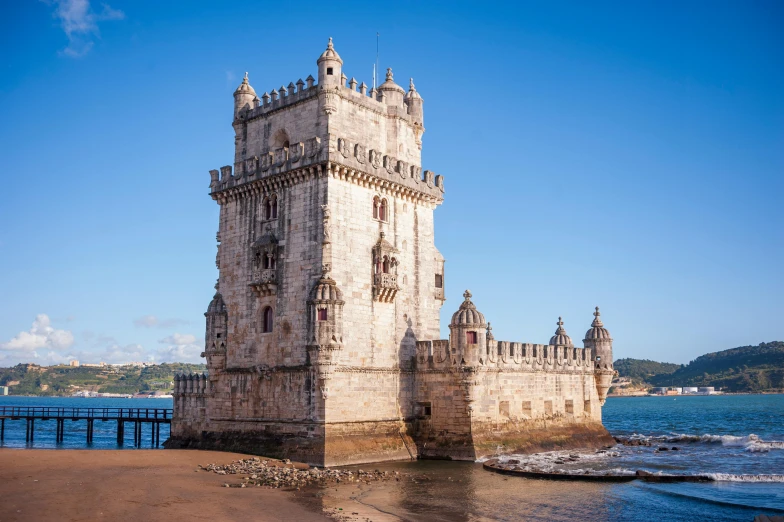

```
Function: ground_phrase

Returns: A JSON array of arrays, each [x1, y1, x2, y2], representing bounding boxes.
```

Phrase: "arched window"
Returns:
[[264, 194, 278, 220], [382, 256, 390, 274], [318, 308, 328, 321], [262, 306, 274, 333], [372, 196, 379, 219], [379, 199, 388, 221], [375, 257, 382, 274], [263, 253, 276, 270]]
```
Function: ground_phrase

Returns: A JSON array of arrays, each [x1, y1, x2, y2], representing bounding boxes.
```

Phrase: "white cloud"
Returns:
[[134, 315, 189, 328], [159, 333, 197, 346], [156, 344, 203, 364], [155, 332, 203, 363], [1, 314, 75, 353], [44, 0, 125, 58]]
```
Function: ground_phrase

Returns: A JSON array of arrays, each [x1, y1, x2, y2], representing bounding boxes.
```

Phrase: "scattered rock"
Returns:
[[203, 458, 411, 489]]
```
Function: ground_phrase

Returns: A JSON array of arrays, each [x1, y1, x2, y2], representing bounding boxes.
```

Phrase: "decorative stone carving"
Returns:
[[369, 149, 382, 169], [321, 204, 331, 244], [289, 142, 303, 163], [273, 147, 287, 167], [354, 143, 366, 164], [260, 151, 273, 171], [245, 156, 258, 177], [305, 137, 322, 158]]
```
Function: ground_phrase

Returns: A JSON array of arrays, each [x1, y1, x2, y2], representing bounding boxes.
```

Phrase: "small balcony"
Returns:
[[250, 269, 277, 296], [373, 273, 398, 303]]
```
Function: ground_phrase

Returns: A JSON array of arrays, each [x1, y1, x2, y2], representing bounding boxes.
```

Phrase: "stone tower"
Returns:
[[172, 39, 446, 465], [170, 39, 616, 464]]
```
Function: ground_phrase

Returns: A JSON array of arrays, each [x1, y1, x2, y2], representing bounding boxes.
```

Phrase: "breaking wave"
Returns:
[[625, 432, 784, 452], [702, 473, 784, 483]]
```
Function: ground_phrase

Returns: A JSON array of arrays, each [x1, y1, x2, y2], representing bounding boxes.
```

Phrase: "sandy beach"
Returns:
[[0, 449, 330, 522]]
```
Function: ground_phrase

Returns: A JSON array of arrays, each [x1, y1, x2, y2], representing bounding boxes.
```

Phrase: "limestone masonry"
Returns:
[[168, 39, 617, 465]]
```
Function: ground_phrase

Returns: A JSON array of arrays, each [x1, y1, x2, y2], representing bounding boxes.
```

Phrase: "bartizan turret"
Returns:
[[317, 37, 343, 87], [201, 282, 227, 375], [448, 290, 487, 367], [583, 307, 615, 404], [233, 72, 257, 120]]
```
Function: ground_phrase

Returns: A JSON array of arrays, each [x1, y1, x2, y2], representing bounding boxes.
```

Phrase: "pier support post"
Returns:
[[86, 419, 93, 444], [1, 418, 4, 442], [117, 420, 124, 446], [156, 423, 160, 447]]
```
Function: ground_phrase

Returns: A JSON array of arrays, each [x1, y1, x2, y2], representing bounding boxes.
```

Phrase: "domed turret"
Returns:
[[450, 290, 486, 327], [378, 68, 405, 106], [203, 284, 228, 372], [583, 306, 613, 368], [206, 290, 227, 315], [233, 72, 256, 119], [317, 37, 343, 87], [584, 306, 611, 342], [584, 307, 615, 405], [448, 290, 488, 366], [404, 78, 424, 125], [548, 317, 574, 347]]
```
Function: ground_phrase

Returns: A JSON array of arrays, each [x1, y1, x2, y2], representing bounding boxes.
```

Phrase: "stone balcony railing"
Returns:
[[373, 273, 398, 303], [250, 269, 277, 296]]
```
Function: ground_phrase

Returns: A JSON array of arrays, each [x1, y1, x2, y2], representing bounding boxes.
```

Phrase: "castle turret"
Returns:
[[201, 284, 228, 374], [548, 317, 574, 347], [306, 270, 345, 402], [583, 306, 615, 405], [583, 307, 613, 369], [404, 78, 424, 124], [233, 72, 257, 119], [378, 68, 405, 106], [317, 37, 343, 87], [448, 290, 487, 366]]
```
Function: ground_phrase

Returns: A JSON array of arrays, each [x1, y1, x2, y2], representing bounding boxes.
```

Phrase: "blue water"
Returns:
[[2, 394, 782, 520], [0, 396, 173, 449]]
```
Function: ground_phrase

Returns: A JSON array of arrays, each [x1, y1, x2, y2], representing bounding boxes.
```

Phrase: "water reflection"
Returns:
[[299, 460, 774, 522]]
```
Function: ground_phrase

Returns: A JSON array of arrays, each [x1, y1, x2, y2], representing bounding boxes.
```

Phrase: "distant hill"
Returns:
[[615, 342, 784, 393], [0, 362, 207, 396], [614, 358, 681, 384]]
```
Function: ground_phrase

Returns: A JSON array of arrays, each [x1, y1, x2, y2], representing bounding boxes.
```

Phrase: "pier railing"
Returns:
[[0, 406, 172, 420], [0, 406, 172, 446]]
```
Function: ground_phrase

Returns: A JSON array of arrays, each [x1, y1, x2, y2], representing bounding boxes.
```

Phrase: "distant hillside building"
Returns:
[[170, 39, 617, 465]]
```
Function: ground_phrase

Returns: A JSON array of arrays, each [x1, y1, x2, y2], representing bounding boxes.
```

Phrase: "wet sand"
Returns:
[[0, 449, 330, 522]]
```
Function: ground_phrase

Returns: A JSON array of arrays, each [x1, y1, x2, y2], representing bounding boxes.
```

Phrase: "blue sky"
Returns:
[[0, 1, 781, 366]]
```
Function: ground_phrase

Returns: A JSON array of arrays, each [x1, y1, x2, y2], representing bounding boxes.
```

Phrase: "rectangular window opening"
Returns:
[[544, 400, 553, 416], [466, 331, 477, 344], [318, 308, 328, 321], [435, 274, 443, 288], [327, 68, 333, 75], [522, 401, 532, 417], [565, 399, 574, 415]]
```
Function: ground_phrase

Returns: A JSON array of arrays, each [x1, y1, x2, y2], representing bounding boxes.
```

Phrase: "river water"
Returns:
[[1, 394, 782, 520]]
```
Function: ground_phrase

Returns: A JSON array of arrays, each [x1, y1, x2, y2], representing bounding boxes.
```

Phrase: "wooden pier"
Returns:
[[0, 406, 171, 447]]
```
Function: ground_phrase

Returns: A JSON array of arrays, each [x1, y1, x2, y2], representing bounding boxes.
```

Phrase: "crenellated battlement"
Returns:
[[415, 340, 594, 373], [208, 133, 444, 204]]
